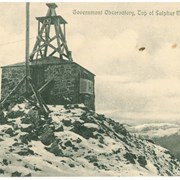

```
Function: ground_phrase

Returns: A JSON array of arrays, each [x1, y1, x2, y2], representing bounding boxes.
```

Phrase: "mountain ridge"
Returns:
[[0, 100, 180, 176]]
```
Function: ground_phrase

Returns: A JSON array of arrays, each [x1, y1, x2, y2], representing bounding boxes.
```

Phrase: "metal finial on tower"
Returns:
[[46, 3, 58, 9], [46, 3, 58, 16]]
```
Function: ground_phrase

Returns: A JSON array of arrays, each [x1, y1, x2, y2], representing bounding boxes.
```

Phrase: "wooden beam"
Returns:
[[31, 79, 54, 98], [38, 94, 50, 113], [26, 2, 30, 92], [48, 49, 58, 56], [27, 76, 49, 115], [62, 53, 68, 59], [38, 34, 58, 51], [1, 76, 26, 106], [49, 35, 57, 42], [63, 24, 66, 41], [44, 24, 50, 57], [48, 43, 57, 51], [40, 49, 43, 58], [30, 23, 46, 60], [54, 22, 62, 59], [56, 20, 73, 61], [30, 40, 57, 57]]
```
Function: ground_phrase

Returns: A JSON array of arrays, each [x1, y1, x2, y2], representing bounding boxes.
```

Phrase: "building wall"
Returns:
[[43, 63, 80, 104], [1, 63, 95, 110], [79, 68, 95, 110], [1, 67, 26, 100]]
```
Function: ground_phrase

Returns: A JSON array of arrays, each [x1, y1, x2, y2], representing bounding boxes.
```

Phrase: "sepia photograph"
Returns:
[[0, 1, 180, 176]]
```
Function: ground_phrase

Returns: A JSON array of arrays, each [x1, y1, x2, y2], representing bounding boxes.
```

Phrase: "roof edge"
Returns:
[[1, 61, 95, 76]]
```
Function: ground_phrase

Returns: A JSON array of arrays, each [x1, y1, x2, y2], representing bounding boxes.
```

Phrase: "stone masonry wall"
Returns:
[[44, 63, 80, 104], [1, 63, 95, 109], [1, 67, 25, 100]]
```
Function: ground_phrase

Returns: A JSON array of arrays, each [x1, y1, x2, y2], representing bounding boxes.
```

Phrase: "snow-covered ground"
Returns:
[[0, 102, 180, 176]]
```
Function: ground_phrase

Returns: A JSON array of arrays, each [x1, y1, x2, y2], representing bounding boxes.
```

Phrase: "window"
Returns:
[[80, 78, 93, 95]]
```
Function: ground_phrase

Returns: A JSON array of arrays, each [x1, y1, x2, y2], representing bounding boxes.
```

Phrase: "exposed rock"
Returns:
[[71, 123, 97, 139], [5, 128, 16, 137], [0, 100, 180, 176], [11, 171, 22, 177], [80, 113, 95, 123], [124, 153, 136, 164], [17, 148, 34, 156], [46, 141, 63, 156], [138, 156, 147, 168], [20, 134, 31, 144], [0, 106, 7, 125], [34, 166, 42, 172], [85, 155, 98, 163], [21, 117, 31, 124], [24, 173, 31, 177], [2, 159, 9, 166], [0, 169, 4, 174], [69, 163, 75, 168], [62, 119, 71, 127], [76, 138, 82, 144], [93, 162, 108, 170], [21, 125, 33, 133], [54, 125, 64, 132], [6, 110, 24, 119], [96, 114, 106, 121], [40, 127, 55, 146]]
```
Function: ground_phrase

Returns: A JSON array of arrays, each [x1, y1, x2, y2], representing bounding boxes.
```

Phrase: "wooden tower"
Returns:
[[30, 3, 73, 61]]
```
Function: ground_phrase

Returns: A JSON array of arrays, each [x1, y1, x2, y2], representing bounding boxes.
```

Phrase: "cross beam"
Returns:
[[29, 3, 73, 61]]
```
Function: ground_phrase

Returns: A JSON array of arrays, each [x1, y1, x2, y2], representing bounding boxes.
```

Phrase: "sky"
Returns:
[[1, 2, 180, 124]]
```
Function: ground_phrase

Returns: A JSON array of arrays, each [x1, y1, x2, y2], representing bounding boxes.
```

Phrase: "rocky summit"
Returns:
[[0, 100, 180, 176]]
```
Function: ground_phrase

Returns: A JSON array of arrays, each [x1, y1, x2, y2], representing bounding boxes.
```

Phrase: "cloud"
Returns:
[[1, 3, 180, 124], [70, 28, 180, 123], [70, 29, 167, 84], [154, 42, 180, 78]]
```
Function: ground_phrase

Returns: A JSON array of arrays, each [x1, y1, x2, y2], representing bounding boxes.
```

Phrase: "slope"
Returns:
[[0, 100, 179, 176]]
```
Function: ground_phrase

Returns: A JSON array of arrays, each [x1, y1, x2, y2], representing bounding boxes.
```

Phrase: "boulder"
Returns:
[[46, 141, 63, 156], [17, 148, 34, 156], [20, 134, 31, 144], [71, 124, 97, 139], [24, 173, 31, 177], [40, 127, 55, 146], [21, 125, 33, 133], [124, 152, 137, 164], [5, 128, 15, 137], [0, 107, 7, 125], [138, 155, 147, 168], [62, 119, 71, 127], [3, 159, 9, 166], [0, 169, 4, 174], [54, 125, 64, 132], [6, 110, 24, 119], [11, 171, 22, 177]]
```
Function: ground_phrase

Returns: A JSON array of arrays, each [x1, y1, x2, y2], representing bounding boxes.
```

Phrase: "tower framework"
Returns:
[[30, 3, 73, 61]]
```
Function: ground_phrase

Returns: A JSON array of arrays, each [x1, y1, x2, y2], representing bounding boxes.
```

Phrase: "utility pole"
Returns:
[[26, 2, 30, 92], [1, 3, 49, 116]]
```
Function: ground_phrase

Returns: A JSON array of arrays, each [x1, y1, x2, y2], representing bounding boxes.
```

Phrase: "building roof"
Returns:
[[1, 56, 95, 76]]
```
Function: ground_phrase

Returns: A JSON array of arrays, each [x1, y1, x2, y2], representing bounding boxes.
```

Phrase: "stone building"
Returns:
[[1, 3, 95, 110]]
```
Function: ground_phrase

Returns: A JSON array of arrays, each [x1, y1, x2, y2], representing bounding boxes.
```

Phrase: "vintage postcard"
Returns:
[[0, 1, 180, 176]]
